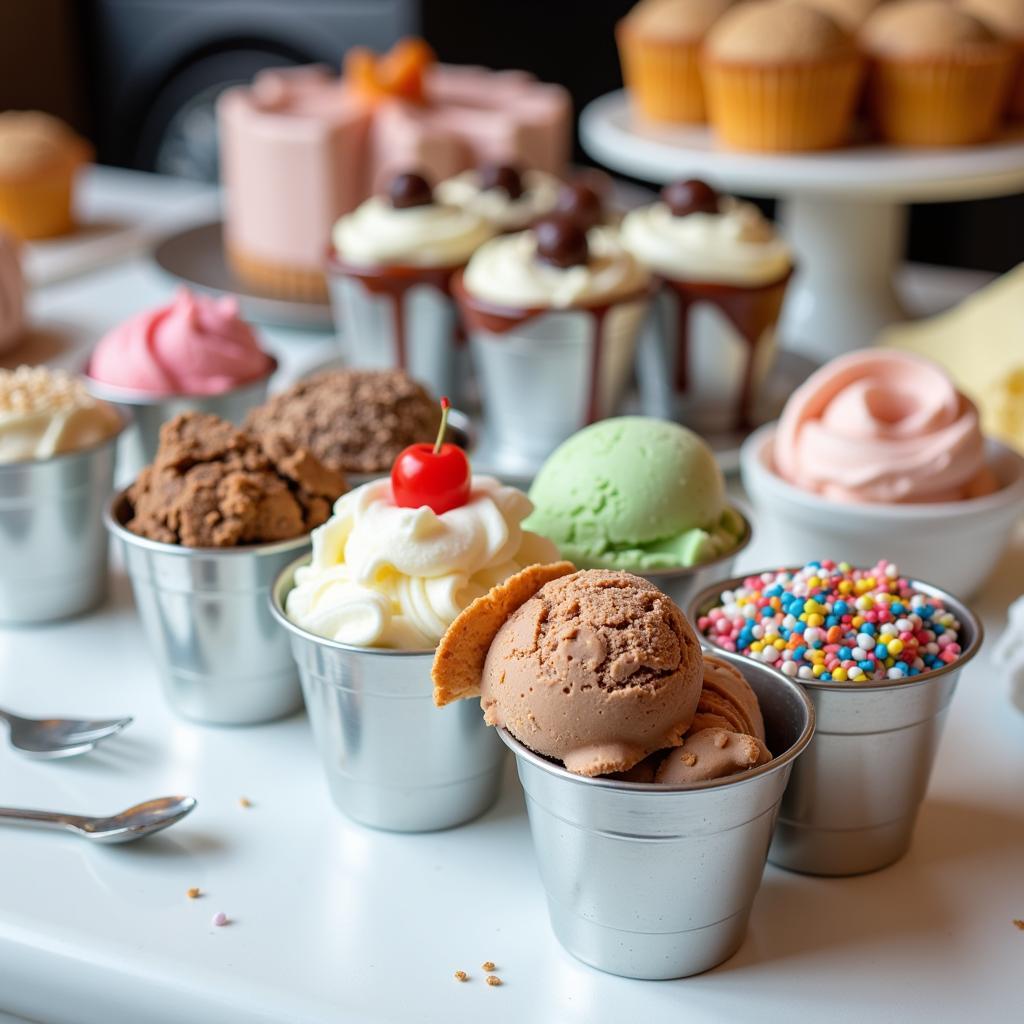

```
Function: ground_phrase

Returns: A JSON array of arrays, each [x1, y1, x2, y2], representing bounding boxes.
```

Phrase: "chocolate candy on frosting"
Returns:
[[554, 181, 603, 232], [534, 214, 589, 269], [479, 163, 524, 200], [662, 179, 720, 218], [389, 172, 434, 210]]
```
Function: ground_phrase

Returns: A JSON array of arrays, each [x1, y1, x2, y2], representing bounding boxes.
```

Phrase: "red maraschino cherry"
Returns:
[[391, 397, 471, 515]]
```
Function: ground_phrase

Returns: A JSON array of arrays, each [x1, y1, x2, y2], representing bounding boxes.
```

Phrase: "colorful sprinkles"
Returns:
[[698, 560, 964, 683]]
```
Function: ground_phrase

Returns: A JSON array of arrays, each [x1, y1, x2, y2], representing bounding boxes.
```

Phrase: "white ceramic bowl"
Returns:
[[740, 422, 1024, 597]]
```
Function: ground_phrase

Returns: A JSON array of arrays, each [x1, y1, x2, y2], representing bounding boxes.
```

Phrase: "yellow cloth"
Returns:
[[881, 264, 1024, 454]]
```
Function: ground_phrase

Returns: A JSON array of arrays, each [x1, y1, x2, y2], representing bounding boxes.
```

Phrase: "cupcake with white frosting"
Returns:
[[435, 163, 561, 233], [453, 215, 652, 466], [621, 178, 794, 434], [327, 170, 494, 404]]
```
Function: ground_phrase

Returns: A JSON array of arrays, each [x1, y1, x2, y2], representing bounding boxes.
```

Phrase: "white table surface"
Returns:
[[1, 168, 1022, 1024]]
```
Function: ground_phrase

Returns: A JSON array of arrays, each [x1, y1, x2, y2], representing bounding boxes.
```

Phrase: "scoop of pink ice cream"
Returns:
[[88, 289, 274, 397], [773, 350, 998, 503]]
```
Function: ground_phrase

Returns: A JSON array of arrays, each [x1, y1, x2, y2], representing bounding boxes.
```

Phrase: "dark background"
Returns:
[[2, 0, 1021, 274]]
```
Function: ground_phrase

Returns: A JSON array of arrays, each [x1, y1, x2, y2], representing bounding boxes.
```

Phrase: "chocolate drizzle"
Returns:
[[328, 254, 462, 368], [664, 270, 793, 430], [453, 270, 652, 425]]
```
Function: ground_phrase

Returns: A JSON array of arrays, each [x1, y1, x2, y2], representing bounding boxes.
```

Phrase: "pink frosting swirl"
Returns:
[[88, 288, 273, 396], [774, 350, 997, 503]]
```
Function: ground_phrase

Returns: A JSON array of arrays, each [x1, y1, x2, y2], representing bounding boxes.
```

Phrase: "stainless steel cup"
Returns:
[[326, 260, 468, 407], [454, 272, 652, 467], [270, 556, 506, 833], [502, 656, 815, 979], [0, 418, 127, 625], [690, 574, 983, 876], [86, 359, 276, 475], [637, 506, 752, 610], [106, 491, 306, 725]]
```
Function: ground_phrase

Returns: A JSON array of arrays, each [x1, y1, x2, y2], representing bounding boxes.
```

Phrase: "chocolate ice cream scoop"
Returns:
[[606, 654, 772, 785], [125, 411, 347, 547], [691, 654, 766, 741], [245, 368, 441, 476], [435, 566, 704, 777], [655, 728, 770, 785]]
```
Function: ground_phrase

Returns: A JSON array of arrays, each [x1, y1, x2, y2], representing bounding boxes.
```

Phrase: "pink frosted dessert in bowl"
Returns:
[[88, 288, 274, 397], [86, 288, 277, 467], [741, 349, 1024, 596]]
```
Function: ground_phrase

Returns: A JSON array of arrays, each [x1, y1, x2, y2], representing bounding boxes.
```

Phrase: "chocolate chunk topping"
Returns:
[[389, 171, 433, 210], [534, 214, 589, 269], [245, 368, 441, 475], [554, 181, 603, 232], [479, 163, 524, 200], [661, 179, 719, 217], [124, 412, 347, 548]]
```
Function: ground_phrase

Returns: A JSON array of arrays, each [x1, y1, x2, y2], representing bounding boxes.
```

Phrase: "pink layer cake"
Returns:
[[217, 48, 571, 301]]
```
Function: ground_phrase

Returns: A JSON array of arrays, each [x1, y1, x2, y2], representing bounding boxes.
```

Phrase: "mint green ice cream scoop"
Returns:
[[525, 417, 745, 570]]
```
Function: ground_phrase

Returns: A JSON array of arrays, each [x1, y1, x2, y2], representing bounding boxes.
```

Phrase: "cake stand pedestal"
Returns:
[[580, 90, 1024, 360]]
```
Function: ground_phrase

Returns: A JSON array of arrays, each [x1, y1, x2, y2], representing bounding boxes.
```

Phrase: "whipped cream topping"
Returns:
[[286, 475, 559, 649], [332, 196, 494, 269], [774, 350, 998, 503], [0, 366, 121, 463], [435, 169, 561, 231], [620, 197, 792, 286], [462, 226, 650, 309]]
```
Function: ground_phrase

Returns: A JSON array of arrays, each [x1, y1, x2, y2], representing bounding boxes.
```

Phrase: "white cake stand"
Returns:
[[580, 90, 1024, 359]]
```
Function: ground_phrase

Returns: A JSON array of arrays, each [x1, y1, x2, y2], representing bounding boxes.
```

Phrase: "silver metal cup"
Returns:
[[636, 274, 789, 434], [454, 273, 652, 467], [270, 557, 506, 832], [636, 506, 752, 610], [501, 656, 815, 979], [106, 491, 306, 725], [0, 418, 127, 625], [326, 256, 468, 406], [689, 574, 983, 876], [85, 359, 276, 476]]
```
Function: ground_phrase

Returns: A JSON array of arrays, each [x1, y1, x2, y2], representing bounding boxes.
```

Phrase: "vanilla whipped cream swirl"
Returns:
[[774, 350, 997, 503], [332, 196, 494, 268], [620, 198, 792, 286], [435, 169, 560, 231], [463, 226, 650, 309], [286, 476, 560, 649], [0, 366, 121, 463]]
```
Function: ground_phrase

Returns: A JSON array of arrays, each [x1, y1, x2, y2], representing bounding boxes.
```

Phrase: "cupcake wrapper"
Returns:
[[1005, 45, 1024, 120], [0, 168, 77, 241], [617, 25, 707, 124], [226, 243, 328, 302], [701, 56, 864, 152], [867, 50, 1015, 146]]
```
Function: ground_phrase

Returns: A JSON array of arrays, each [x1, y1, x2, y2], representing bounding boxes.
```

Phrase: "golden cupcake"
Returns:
[[782, 0, 884, 30], [959, 0, 1024, 118], [862, 0, 1014, 145], [617, 0, 735, 123], [0, 111, 91, 240], [702, 2, 864, 151]]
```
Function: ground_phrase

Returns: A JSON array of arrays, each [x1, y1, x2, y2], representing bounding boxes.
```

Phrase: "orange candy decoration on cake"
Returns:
[[345, 38, 436, 105]]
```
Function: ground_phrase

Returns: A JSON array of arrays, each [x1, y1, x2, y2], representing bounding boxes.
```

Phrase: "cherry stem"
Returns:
[[433, 397, 451, 455]]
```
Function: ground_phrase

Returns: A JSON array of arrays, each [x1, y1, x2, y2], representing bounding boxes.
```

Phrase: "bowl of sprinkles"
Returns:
[[689, 559, 982, 877], [693, 559, 977, 685]]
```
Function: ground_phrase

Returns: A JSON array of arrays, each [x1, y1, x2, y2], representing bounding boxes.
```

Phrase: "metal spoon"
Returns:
[[0, 707, 133, 758], [0, 795, 197, 844]]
